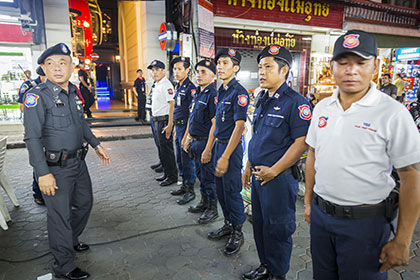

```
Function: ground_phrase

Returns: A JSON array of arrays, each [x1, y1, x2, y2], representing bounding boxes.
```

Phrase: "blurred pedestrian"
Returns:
[[394, 73, 406, 102], [78, 61, 94, 118], [133, 69, 146, 122], [379, 74, 397, 97]]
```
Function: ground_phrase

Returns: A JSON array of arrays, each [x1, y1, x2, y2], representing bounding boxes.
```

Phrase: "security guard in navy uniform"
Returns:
[[170, 56, 197, 204], [242, 45, 311, 280], [17, 66, 47, 206], [23, 43, 110, 280], [208, 48, 249, 256], [182, 59, 219, 224]]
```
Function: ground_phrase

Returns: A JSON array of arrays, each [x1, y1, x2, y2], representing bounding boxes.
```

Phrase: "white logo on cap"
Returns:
[[61, 44, 68, 54]]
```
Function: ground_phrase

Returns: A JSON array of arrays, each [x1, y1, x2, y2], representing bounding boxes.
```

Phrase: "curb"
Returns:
[[6, 133, 153, 149]]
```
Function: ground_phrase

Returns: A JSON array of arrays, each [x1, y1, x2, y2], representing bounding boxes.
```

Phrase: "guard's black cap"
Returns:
[[195, 59, 216, 74], [215, 48, 241, 64], [36, 66, 45, 76], [37, 43, 71, 64], [257, 45, 293, 66], [147, 60, 165, 69], [171, 56, 190, 68], [332, 30, 377, 61]]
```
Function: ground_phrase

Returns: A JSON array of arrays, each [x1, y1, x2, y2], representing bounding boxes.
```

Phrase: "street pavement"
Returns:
[[0, 138, 419, 280]]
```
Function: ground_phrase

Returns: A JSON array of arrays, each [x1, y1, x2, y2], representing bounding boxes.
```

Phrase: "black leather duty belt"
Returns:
[[152, 115, 169, 122], [216, 138, 242, 145], [175, 119, 188, 126], [46, 148, 85, 167], [191, 136, 208, 141], [313, 193, 386, 219]]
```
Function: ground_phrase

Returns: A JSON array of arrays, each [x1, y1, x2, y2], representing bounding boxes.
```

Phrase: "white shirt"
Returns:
[[306, 82, 420, 205], [151, 77, 175, 117]]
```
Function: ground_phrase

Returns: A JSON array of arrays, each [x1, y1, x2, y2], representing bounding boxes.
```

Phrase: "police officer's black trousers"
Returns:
[[191, 139, 217, 199], [137, 94, 146, 121], [81, 88, 94, 117], [156, 119, 178, 181], [42, 159, 93, 275]]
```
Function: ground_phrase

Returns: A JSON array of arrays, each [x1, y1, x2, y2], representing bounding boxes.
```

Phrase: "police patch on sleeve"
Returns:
[[191, 89, 196, 97], [214, 97, 218, 104], [238, 95, 248, 107], [24, 93, 40, 108], [168, 88, 174, 95], [298, 104, 312, 120], [20, 83, 29, 94]]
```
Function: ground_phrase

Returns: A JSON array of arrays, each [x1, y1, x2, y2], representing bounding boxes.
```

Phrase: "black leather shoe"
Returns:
[[160, 178, 177, 186], [150, 162, 161, 169], [224, 224, 244, 256], [269, 275, 286, 280], [74, 242, 90, 252], [198, 199, 218, 224], [170, 185, 186, 196], [154, 166, 164, 173], [208, 219, 233, 240], [34, 197, 45, 206], [155, 175, 167, 181], [56, 267, 90, 279], [177, 185, 195, 205], [242, 264, 269, 280]]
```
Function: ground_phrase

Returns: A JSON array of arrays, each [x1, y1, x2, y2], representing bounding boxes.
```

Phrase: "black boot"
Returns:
[[171, 184, 186, 196], [224, 224, 244, 256], [150, 162, 161, 169], [198, 198, 218, 224], [207, 219, 233, 240], [177, 184, 195, 205], [188, 193, 208, 213]]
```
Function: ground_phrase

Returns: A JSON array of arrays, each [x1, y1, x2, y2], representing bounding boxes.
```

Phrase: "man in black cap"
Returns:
[[17, 66, 47, 206], [242, 45, 311, 280], [147, 59, 178, 186], [207, 48, 249, 256], [170, 56, 197, 204], [304, 30, 420, 279], [182, 59, 219, 224], [24, 43, 110, 279]]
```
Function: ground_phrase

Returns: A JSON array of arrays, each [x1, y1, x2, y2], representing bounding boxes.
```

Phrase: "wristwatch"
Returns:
[[94, 144, 102, 150]]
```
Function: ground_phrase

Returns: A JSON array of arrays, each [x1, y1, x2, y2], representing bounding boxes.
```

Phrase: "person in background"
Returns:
[[379, 74, 397, 97], [18, 66, 47, 206], [78, 61, 94, 118], [133, 69, 146, 123], [394, 73, 406, 102]]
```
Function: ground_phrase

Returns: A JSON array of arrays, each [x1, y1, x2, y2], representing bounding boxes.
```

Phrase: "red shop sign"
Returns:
[[214, 0, 344, 29]]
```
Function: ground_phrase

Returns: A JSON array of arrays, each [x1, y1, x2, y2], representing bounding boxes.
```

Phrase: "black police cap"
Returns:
[[171, 56, 190, 68], [215, 48, 241, 64], [195, 59, 216, 74], [36, 66, 45, 76], [147, 60, 165, 70], [257, 45, 292, 67], [37, 43, 72, 64], [332, 30, 377, 61]]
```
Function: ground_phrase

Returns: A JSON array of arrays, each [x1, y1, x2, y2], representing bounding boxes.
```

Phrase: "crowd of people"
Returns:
[[18, 29, 420, 280]]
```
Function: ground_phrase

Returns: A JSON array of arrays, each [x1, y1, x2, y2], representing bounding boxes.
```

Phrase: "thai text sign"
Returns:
[[215, 28, 311, 51], [214, 0, 344, 29]]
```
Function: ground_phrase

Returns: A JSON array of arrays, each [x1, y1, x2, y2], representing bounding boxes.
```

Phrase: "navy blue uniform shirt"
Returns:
[[188, 83, 217, 137], [17, 77, 41, 103], [248, 82, 311, 167], [214, 78, 249, 140], [174, 77, 196, 121]]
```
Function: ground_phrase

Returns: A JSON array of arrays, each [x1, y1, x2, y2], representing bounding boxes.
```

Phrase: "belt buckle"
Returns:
[[342, 206, 353, 218]]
